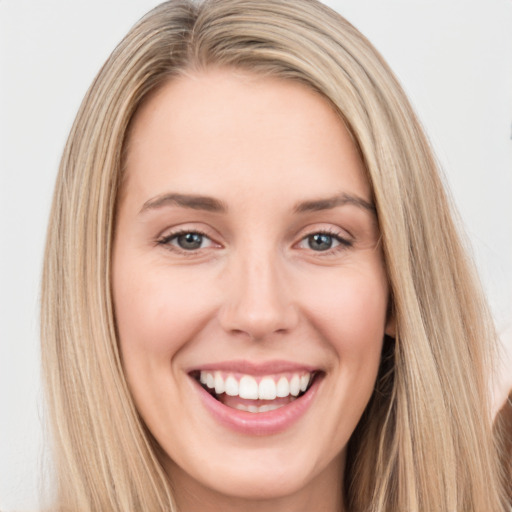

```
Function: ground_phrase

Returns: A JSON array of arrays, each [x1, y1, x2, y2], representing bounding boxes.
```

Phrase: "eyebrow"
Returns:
[[139, 191, 375, 215], [140, 193, 228, 214], [293, 193, 376, 214]]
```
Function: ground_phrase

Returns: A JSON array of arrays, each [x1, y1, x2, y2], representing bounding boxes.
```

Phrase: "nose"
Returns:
[[218, 250, 299, 340]]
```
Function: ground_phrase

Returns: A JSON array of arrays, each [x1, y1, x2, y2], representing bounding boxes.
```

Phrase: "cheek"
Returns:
[[112, 258, 221, 431], [284, 264, 389, 454], [303, 267, 389, 357], [113, 259, 217, 359]]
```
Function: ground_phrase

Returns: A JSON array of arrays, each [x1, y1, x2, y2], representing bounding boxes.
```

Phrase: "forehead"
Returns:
[[123, 68, 371, 208]]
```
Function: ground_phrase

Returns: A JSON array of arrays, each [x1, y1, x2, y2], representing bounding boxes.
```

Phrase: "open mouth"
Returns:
[[190, 370, 320, 413]]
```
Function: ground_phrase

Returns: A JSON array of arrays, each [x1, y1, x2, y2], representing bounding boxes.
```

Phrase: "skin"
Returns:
[[112, 68, 394, 512]]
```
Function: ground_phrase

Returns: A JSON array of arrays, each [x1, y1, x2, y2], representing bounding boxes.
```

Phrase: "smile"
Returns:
[[189, 363, 322, 434], [196, 370, 315, 412]]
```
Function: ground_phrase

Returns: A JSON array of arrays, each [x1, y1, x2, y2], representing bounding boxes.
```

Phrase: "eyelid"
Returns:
[[294, 225, 353, 254], [155, 225, 223, 255], [154, 223, 353, 256], [296, 224, 352, 242]]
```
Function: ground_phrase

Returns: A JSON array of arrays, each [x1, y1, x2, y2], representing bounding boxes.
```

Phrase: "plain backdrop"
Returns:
[[1, 0, 511, 510]]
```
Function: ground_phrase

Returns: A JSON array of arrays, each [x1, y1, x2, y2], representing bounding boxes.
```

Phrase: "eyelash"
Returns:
[[156, 228, 353, 256], [156, 229, 213, 255], [298, 228, 353, 255]]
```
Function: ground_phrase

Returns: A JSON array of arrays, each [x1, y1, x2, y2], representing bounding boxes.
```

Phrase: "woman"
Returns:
[[41, 0, 508, 510]]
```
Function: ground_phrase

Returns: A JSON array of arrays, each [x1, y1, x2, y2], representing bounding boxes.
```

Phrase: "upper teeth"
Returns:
[[199, 371, 311, 400]]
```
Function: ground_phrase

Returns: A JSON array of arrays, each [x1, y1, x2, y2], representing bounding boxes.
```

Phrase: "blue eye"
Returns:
[[158, 230, 214, 251], [297, 231, 351, 252], [307, 233, 337, 251], [174, 232, 205, 250]]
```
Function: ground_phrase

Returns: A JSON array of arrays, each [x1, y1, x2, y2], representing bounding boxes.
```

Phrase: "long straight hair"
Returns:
[[41, 0, 507, 510]]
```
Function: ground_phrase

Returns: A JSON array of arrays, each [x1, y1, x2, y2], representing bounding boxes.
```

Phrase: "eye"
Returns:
[[306, 233, 337, 251], [157, 230, 216, 252], [297, 231, 352, 252], [174, 232, 207, 250]]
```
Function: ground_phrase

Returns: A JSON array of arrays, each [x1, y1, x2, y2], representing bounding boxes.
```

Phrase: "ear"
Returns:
[[385, 302, 396, 338], [385, 316, 396, 338]]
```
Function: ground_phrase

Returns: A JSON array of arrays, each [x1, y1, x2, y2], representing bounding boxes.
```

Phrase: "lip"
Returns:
[[188, 359, 318, 376], [190, 364, 323, 436]]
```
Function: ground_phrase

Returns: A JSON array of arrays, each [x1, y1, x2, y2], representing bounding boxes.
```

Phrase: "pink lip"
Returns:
[[191, 371, 322, 436], [188, 359, 318, 376]]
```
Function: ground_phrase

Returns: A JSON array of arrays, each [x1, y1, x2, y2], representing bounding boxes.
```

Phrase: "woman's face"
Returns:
[[113, 69, 393, 509]]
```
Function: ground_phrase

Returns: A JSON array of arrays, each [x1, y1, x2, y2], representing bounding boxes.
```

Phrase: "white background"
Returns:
[[1, 0, 511, 510]]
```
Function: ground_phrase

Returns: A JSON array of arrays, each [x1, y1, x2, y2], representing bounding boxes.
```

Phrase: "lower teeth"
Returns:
[[234, 402, 291, 413], [212, 392, 299, 413]]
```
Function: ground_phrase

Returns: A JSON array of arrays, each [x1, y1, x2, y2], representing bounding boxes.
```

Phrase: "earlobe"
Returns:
[[385, 302, 396, 338], [385, 317, 396, 338]]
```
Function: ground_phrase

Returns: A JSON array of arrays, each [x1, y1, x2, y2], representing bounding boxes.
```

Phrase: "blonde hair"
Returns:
[[41, 0, 507, 510]]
